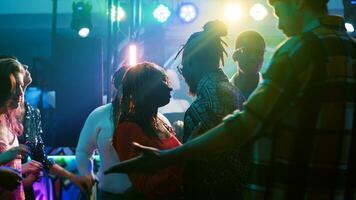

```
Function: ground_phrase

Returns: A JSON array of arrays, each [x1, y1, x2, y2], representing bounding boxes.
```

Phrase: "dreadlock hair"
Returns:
[[268, 0, 329, 13], [111, 65, 130, 129], [179, 20, 228, 95], [119, 62, 167, 138]]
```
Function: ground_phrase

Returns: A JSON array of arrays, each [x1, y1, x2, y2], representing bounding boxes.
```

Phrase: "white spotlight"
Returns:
[[250, 3, 268, 21], [129, 44, 137, 66], [224, 3, 243, 23], [78, 27, 90, 38], [345, 23, 355, 33]]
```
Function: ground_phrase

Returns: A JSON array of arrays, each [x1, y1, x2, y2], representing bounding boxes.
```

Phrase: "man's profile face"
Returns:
[[272, 1, 303, 37]]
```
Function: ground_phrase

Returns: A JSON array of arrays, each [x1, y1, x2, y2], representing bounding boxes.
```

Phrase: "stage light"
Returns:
[[344, 0, 356, 34], [78, 28, 90, 38], [110, 5, 126, 22], [153, 4, 171, 23], [250, 3, 268, 21], [345, 23, 355, 33], [224, 3, 243, 23], [71, 1, 92, 37], [178, 2, 198, 23], [129, 44, 137, 66]]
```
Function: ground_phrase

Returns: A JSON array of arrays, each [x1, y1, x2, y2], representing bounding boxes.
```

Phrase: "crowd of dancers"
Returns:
[[0, 0, 355, 199]]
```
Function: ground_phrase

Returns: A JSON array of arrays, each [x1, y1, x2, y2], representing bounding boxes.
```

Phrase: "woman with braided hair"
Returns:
[[112, 62, 183, 199], [177, 20, 247, 199]]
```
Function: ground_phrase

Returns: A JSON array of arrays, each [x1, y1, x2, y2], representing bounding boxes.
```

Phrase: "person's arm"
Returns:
[[75, 111, 98, 190], [0, 145, 29, 165], [29, 108, 92, 192], [165, 52, 300, 162], [114, 123, 182, 196], [48, 163, 90, 193], [105, 48, 302, 173], [75, 111, 97, 175], [28, 109, 55, 170], [106, 74, 289, 173]]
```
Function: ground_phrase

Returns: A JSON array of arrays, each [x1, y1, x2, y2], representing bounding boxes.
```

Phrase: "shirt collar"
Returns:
[[303, 15, 345, 33], [196, 68, 228, 95]]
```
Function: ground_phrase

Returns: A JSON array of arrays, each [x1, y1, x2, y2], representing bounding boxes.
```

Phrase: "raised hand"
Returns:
[[0, 166, 22, 191], [105, 142, 164, 174], [22, 160, 44, 188]]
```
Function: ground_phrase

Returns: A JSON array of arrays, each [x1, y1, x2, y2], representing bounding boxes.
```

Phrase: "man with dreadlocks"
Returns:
[[177, 20, 247, 199]]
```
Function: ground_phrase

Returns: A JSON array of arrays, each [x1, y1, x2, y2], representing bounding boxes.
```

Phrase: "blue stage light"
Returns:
[[178, 2, 198, 23]]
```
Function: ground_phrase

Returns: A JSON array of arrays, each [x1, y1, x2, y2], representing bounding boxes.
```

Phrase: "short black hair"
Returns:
[[235, 30, 265, 50]]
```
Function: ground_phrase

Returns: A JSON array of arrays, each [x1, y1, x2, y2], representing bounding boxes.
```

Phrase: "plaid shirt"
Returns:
[[224, 16, 356, 199], [184, 69, 245, 142], [183, 69, 247, 198]]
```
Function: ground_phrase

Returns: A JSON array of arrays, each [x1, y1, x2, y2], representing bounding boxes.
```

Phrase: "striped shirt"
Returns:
[[224, 16, 356, 200]]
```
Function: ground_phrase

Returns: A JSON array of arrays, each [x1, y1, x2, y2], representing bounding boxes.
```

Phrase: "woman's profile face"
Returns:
[[22, 64, 32, 89], [151, 75, 172, 108]]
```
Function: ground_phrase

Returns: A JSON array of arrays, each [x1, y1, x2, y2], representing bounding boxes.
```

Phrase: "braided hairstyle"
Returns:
[[119, 62, 167, 138], [179, 20, 228, 95]]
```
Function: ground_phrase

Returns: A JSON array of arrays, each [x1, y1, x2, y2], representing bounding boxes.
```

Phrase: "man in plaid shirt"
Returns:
[[228, 0, 356, 198], [106, 0, 356, 199]]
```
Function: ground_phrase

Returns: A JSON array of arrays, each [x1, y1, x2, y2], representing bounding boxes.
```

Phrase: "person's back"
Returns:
[[244, 15, 356, 200], [184, 68, 243, 141]]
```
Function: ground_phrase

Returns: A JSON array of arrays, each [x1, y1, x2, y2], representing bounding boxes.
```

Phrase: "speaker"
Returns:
[[52, 36, 103, 147]]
